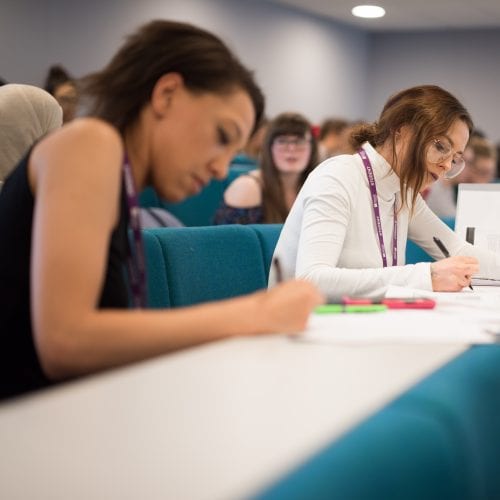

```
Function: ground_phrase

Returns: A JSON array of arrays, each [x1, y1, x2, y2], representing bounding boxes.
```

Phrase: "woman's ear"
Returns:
[[150, 73, 184, 117]]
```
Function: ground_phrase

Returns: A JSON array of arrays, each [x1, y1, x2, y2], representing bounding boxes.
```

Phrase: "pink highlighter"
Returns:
[[343, 297, 436, 310]]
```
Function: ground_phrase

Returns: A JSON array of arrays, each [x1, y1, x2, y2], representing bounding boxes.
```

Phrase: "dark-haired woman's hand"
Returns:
[[255, 280, 324, 335]]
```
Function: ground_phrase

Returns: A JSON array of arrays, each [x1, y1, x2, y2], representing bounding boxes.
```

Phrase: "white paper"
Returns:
[[299, 286, 500, 346]]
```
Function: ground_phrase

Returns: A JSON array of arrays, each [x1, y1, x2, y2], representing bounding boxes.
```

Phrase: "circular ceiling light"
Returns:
[[351, 5, 386, 18]]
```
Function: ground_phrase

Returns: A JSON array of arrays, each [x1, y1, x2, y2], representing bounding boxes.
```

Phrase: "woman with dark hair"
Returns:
[[43, 64, 79, 123], [0, 20, 322, 400], [270, 85, 500, 301], [214, 112, 318, 224]]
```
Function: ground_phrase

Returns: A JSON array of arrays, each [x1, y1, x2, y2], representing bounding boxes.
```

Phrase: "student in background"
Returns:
[[426, 135, 497, 217], [317, 117, 351, 161], [0, 84, 62, 187], [44, 64, 79, 123], [0, 20, 322, 400], [214, 112, 318, 224], [270, 85, 500, 301], [463, 136, 497, 184], [231, 116, 269, 168]]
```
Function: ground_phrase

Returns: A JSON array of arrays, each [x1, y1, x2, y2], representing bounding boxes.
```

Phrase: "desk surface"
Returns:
[[0, 333, 465, 500]]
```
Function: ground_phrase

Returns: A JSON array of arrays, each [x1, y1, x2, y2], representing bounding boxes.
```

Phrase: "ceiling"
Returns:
[[265, 0, 500, 31]]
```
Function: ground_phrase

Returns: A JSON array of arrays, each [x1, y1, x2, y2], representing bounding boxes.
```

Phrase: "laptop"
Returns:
[[455, 183, 500, 284]]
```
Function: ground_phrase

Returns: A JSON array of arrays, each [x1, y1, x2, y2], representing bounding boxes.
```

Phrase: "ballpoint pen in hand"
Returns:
[[433, 236, 474, 290], [273, 257, 283, 284]]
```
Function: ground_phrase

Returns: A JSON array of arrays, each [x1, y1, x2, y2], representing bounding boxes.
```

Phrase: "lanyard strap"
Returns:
[[358, 148, 398, 267], [123, 153, 147, 308]]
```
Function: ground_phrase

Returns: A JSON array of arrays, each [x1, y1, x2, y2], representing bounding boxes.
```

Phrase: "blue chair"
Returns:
[[146, 226, 267, 307], [142, 231, 170, 308], [406, 217, 455, 264], [255, 405, 473, 500], [248, 224, 283, 277], [392, 345, 500, 499]]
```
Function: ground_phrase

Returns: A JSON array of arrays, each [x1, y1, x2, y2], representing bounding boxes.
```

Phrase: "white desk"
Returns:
[[0, 333, 466, 500]]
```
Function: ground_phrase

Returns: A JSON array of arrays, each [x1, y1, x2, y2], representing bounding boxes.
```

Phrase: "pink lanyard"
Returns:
[[358, 148, 398, 267], [123, 153, 147, 308]]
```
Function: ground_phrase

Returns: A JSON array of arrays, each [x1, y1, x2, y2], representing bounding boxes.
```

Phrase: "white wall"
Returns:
[[368, 29, 500, 142], [2, 0, 499, 141], [0, 0, 369, 123]]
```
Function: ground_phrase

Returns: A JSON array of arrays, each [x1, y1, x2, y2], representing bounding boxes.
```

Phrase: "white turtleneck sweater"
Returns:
[[269, 142, 500, 301]]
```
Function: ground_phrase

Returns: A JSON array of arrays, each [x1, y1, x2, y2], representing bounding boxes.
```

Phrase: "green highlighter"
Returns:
[[315, 304, 388, 314]]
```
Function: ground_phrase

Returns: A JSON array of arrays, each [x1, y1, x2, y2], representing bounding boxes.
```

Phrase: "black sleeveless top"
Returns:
[[0, 152, 130, 401]]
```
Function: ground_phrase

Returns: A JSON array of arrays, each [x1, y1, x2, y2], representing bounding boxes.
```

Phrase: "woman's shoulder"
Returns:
[[30, 118, 124, 192], [34, 118, 122, 168], [307, 154, 363, 190], [59, 117, 121, 145], [223, 171, 262, 208]]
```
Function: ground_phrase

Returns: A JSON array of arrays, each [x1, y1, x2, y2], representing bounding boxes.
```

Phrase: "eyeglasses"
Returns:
[[273, 136, 311, 151], [426, 139, 466, 179]]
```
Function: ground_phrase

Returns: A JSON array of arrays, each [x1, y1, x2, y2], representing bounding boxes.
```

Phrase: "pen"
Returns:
[[273, 257, 283, 284], [432, 236, 450, 258], [433, 236, 474, 290]]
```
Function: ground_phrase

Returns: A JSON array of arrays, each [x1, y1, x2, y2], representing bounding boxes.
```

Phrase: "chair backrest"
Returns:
[[142, 224, 283, 308], [248, 224, 283, 277], [142, 231, 170, 309], [145, 226, 268, 307]]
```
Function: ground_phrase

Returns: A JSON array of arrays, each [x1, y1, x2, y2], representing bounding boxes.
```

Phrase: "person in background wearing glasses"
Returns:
[[425, 135, 497, 218], [214, 112, 318, 224], [269, 85, 500, 301], [462, 135, 497, 184]]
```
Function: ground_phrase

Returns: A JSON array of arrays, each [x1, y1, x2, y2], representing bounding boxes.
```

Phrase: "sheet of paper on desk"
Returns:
[[299, 308, 499, 346], [471, 277, 500, 286]]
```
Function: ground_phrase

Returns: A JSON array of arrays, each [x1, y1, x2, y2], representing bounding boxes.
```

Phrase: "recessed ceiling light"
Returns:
[[351, 5, 386, 19]]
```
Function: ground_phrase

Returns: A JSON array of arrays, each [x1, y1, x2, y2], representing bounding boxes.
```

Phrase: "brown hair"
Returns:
[[319, 118, 349, 141], [350, 85, 473, 208], [260, 112, 319, 223], [469, 136, 497, 161], [80, 20, 264, 134]]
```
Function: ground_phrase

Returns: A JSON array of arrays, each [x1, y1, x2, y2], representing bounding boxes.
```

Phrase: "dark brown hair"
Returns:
[[319, 118, 349, 141], [260, 112, 319, 223], [350, 85, 473, 208], [80, 20, 264, 134], [44, 64, 73, 95]]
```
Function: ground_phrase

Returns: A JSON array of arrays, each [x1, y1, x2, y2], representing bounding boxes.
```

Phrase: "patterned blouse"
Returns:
[[213, 202, 264, 225], [213, 174, 264, 225]]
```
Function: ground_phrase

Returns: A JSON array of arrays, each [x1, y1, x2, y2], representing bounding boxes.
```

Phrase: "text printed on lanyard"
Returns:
[[358, 148, 398, 268]]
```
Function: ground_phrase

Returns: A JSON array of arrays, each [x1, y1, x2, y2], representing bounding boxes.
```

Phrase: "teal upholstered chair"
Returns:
[[405, 216, 455, 264], [248, 224, 283, 278], [142, 230, 170, 308], [392, 345, 500, 499], [255, 406, 472, 500], [146, 226, 267, 307]]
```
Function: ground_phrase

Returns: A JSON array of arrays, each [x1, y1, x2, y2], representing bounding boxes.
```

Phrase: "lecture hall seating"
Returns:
[[142, 222, 500, 500]]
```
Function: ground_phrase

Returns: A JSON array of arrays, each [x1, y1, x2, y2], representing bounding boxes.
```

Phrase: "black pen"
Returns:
[[273, 257, 283, 284], [433, 236, 474, 290]]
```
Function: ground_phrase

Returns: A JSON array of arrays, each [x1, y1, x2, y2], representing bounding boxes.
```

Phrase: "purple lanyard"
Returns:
[[358, 148, 398, 267], [123, 153, 147, 308]]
